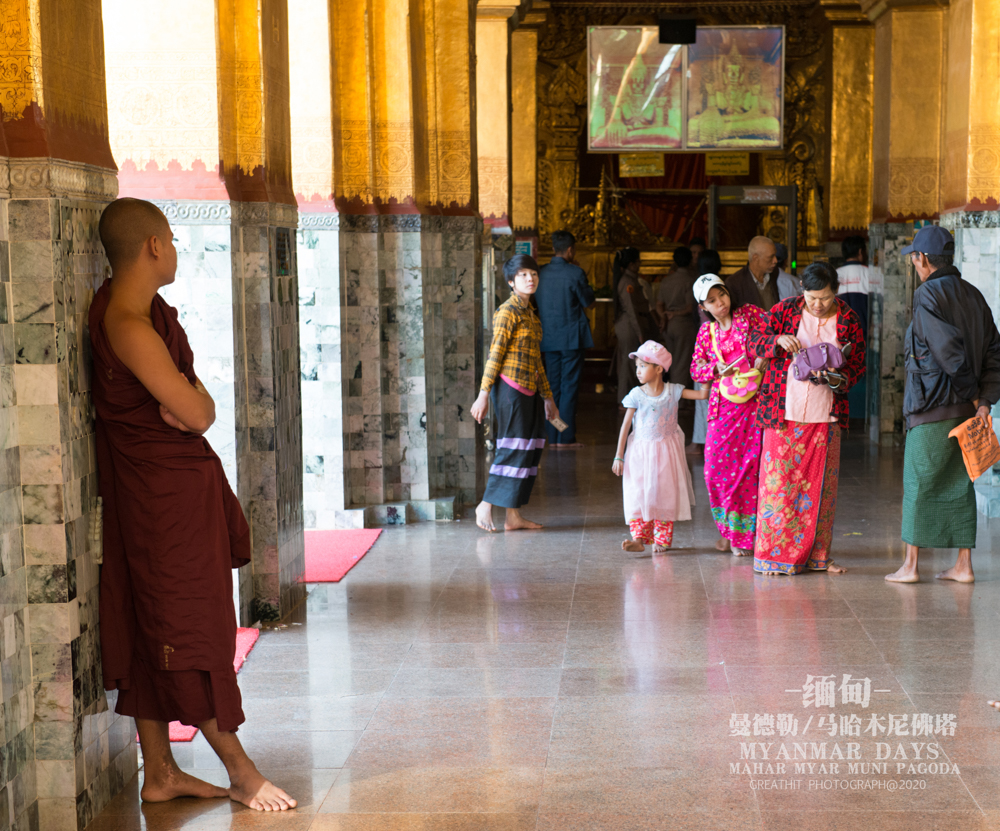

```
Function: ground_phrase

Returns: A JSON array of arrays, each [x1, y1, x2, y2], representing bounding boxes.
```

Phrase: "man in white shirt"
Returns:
[[836, 235, 870, 419]]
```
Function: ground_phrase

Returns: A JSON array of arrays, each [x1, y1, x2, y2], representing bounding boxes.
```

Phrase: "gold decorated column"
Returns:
[[474, 2, 532, 231], [865, 0, 946, 222], [821, 2, 875, 236], [325, 0, 482, 516], [942, 0, 1000, 213], [511, 7, 545, 237]]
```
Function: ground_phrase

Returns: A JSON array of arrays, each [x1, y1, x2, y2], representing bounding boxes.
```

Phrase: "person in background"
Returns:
[[688, 249, 724, 455], [613, 247, 658, 401], [773, 242, 801, 300], [836, 235, 870, 420], [727, 236, 780, 311], [689, 236, 706, 265], [655, 246, 699, 392], [690, 274, 767, 557], [535, 230, 595, 449], [471, 254, 560, 533], [886, 226, 1000, 586]]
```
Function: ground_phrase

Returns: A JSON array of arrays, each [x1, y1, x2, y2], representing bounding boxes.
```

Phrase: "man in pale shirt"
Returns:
[[836, 236, 870, 419], [774, 243, 801, 300]]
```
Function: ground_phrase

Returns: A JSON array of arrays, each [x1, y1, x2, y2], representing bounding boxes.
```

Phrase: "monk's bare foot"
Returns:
[[622, 540, 645, 552], [229, 772, 297, 812], [141, 767, 229, 803], [988, 700, 1000, 711], [826, 561, 847, 574], [475, 502, 495, 533], [885, 565, 919, 583], [714, 537, 729, 552], [936, 565, 975, 583], [732, 547, 751, 557], [504, 509, 542, 531]]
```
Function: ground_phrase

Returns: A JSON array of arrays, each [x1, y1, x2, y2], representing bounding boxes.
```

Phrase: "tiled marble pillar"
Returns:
[[297, 215, 345, 529], [2, 159, 138, 830], [334, 215, 482, 522], [866, 222, 912, 446], [231, 202, 305, 621]]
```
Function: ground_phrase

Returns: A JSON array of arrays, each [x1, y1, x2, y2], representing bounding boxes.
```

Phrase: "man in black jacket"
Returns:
[[887, 226, 1000, 584]]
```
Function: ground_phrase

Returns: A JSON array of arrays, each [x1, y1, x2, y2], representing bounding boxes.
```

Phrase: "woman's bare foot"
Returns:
[[141, 767, 229, 803], [826, 561, 847, 574], [622, 540, 645, 552], [652, 544, 668, 553], [475, 501, 495, 532], [504, 508, 542, 531], [714, 537, 729, 552], [936, 565, 975, 583], [885, 565, 919, 583], [731, 547, 751, 557], [229, 771, 297, 812], [988, 699, 1000, 711]]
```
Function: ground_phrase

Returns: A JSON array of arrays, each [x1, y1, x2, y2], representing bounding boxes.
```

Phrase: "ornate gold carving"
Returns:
[[887, 156, 938, 217], [968, 125, 1000, 204], [478, 156, 510, 219], [0, 0, 42, 119]]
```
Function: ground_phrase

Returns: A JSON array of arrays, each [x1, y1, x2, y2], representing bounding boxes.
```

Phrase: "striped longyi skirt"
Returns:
[[484, 378, 546, 509]]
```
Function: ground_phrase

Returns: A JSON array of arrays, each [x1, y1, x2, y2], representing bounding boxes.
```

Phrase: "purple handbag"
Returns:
[[792, 342, 846, 382]]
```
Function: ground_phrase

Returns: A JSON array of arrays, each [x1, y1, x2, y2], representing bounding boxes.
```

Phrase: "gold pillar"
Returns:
[[103, 0, 226, 197], [412, 0, 477, 212], [866, 0, 946, 221], [511, 5, 546, 235], [822, 3, 875, 235], [475, 6, 515, 229], [0, 0, 115, 168], [942, 0, 1000, 212], [289, 0, 334, 206], [216, 0, 295, 204]]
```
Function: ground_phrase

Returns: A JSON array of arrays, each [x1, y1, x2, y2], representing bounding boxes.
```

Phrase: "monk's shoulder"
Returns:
[[104, 305, 163, 364]]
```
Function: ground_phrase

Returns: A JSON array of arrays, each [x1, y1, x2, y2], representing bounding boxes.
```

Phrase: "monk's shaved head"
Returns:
[[99, 198, 171, 271], [748, 235, 775, 259]]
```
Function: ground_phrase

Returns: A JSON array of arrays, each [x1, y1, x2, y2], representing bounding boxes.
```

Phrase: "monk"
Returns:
[[91, 198, 296, 812]]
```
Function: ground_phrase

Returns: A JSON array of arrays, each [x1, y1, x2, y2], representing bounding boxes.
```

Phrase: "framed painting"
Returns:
[[587, 27, 684, 152], [686, 26, 785, 150]]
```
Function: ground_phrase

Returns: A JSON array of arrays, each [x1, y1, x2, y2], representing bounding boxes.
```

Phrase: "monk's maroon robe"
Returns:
[[90, 281, 250, 731]]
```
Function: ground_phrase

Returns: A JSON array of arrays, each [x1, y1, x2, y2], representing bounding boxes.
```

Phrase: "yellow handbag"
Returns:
[[711, 323, 761, 404]]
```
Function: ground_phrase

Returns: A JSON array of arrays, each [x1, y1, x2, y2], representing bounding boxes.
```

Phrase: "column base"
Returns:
[[331, 495, 459, 528]]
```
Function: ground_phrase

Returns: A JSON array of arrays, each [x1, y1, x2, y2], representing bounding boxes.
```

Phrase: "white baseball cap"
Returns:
[[693, 273, 727, 304]]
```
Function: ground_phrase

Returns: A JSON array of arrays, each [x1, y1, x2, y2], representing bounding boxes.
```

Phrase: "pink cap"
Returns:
[[628, 339, 673, 373]]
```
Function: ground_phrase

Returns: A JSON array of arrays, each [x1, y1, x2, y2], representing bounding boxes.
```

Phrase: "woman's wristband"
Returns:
[[613, 456, 624, 462]]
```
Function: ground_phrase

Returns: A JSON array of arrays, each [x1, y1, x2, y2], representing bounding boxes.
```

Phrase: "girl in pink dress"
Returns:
[[612, 341, 708, 552]]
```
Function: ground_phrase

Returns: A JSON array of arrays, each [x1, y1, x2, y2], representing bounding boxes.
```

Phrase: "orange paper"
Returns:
[[948, 415, 1000, 481]]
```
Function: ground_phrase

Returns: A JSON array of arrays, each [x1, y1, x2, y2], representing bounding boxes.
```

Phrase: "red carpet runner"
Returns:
[[303, 529, 382, 582]]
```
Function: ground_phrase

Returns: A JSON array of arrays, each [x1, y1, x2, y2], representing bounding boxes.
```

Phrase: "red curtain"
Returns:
[[619, 153, 708, 244]]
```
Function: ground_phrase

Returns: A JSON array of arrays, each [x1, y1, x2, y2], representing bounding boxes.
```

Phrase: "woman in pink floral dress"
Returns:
[[691, 274, 767, 556]]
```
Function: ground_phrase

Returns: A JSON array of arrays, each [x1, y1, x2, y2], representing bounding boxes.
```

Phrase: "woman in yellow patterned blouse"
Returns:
[[471, 254, 561, 532]]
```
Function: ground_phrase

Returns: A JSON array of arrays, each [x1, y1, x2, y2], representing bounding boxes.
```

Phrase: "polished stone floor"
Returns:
[[88, 402, 1000, 830]]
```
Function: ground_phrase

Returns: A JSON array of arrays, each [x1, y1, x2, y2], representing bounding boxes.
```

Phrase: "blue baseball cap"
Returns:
[[902, 225, 955, 256]]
